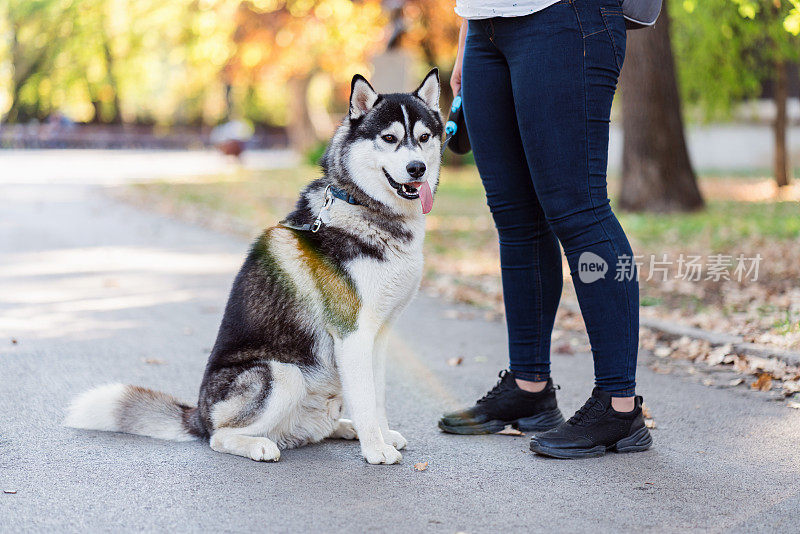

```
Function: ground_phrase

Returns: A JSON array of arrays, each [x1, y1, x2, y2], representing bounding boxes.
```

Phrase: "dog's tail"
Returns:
[[63, 383, 206, 441]]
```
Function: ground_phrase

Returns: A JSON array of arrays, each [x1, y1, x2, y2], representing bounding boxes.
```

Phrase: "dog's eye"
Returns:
[[381, 134, 397, 143], [419, 133, 430, 143]]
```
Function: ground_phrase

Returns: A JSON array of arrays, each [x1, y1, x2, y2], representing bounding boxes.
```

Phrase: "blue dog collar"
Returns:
[[329, 186, 360, 205]]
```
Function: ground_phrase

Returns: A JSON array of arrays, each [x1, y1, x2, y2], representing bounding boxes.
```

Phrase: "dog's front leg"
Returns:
[[336, 329, 402, 465], [373, 329, 406, 450]]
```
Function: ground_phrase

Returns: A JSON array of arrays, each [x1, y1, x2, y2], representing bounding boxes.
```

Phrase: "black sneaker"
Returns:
[[529, 388, 653, 459], [438, 370, 565, 435]]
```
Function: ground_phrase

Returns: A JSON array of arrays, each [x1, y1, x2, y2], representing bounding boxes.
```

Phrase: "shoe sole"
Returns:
[[438, 407, 566, 435], [529, 425, 653, 459]]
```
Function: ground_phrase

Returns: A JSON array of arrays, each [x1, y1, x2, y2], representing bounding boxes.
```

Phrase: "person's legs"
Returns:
[[436, 17, 568, 435], [492, 0, 638, 399], [483, 0, 650, 458], [461, 19, 563, 383]]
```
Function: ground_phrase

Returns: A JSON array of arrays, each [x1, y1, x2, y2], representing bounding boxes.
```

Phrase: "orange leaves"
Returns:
[[751, 373, 774, 392], [230, 0, 387, 83]]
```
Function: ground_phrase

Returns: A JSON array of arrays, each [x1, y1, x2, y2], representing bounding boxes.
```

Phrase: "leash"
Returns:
[[279, 184, 360, 233], [441, 94, 463, 156]]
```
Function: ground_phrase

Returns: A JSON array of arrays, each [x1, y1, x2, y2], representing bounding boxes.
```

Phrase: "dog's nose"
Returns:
[[406, 160, 426, 179]]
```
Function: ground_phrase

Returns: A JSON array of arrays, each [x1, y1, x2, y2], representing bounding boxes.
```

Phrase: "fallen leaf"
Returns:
[[497, 426, 524, 436], [751, 373, 773, 392], [414, 462, 428, 471], [554, 343, 574, 355], [706, 344, 733, 366], [733, 356, 751, 374], [782, 381, 800, 394], [728, 378, 744, 387], [3, 490, 16, 494], [641, 403, 652, 419], [446, 357, 463, 367], [143, 358, 166, 365], [10, 338, 17, 345], [645, 419, 656, 429], [654, 346, 672, 358], [787, 401, 800, 409], [473, 356, 488, 363]]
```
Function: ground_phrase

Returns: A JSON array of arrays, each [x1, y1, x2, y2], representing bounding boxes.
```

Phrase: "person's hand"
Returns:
[[450, 56, 463, 96], [451, 20, 467, 96]]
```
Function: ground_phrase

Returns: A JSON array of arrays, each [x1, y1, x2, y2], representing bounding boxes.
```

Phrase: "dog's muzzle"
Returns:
[[383, 168, 422, 199]]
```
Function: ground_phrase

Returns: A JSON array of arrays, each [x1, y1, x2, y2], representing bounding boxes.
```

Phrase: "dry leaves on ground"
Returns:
[[554, 343, 575, 355], [497, 426, 525, 436], [425, 225, 800, 354], [636, 238, 800, 352], [641, 328, 800, 403], [751, 373, 773, 392], [642, 403, 656, 429], [446, 357, 463, 366], [414, 462, 428, 471]]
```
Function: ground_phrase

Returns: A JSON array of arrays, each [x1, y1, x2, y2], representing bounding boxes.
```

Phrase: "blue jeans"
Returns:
[[461, 0, 638, 395]]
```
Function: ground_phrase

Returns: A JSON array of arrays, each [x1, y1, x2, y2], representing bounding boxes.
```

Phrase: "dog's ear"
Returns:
[[414, 68, 440, 111], [350, 74, 379, 120]]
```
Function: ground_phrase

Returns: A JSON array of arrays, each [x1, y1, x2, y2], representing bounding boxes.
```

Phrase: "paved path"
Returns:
[[1, 150, 799, 533]]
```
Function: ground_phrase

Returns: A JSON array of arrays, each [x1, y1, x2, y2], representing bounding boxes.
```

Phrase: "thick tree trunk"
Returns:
[[286, 75, 317, 154], [773, 60, 790, 188], [619, 2, 704, 212]]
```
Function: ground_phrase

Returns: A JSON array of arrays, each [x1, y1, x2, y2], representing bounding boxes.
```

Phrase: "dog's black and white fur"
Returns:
[[65, 70, 443, 464]]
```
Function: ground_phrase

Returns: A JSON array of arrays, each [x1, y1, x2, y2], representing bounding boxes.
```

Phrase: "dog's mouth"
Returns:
[[383, 168, 434, 214], [383, 168, 421, 199]]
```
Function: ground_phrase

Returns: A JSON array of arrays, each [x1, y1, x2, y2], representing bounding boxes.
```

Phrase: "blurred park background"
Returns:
[[2, 1, 800, 384]]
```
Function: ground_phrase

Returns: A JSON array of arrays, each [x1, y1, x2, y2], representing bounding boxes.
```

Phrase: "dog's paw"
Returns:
[[330, 419, 358, 440], [248, 438, 281, 462], [384, 430, 407, 450], [362, 443, 402, 465], [211, 432, 281, 462]]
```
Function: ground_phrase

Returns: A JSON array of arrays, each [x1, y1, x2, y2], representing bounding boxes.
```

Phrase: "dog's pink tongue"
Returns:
[[419, 181, 433, 214]]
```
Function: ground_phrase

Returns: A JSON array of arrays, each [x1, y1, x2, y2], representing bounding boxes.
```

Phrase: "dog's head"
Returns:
[[323, 69, 443, 216]]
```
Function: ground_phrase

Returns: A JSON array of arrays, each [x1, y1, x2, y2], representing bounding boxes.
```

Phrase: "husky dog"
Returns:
[[64, 70, 442, 465]]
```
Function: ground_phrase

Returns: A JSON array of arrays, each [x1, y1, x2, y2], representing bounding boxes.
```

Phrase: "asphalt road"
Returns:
[[1, 150, 799, 533]]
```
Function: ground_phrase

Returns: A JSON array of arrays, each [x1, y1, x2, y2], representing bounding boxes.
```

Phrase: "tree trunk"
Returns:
[[102, 41, 122, 124], [286, 75, 317, 154], [7, 25, 48, 123], [619, 1, 704, 212], [773, 59, 790, 188]]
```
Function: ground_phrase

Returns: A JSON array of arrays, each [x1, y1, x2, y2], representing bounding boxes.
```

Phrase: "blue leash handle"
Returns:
[[441, 94, 463, 156]]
